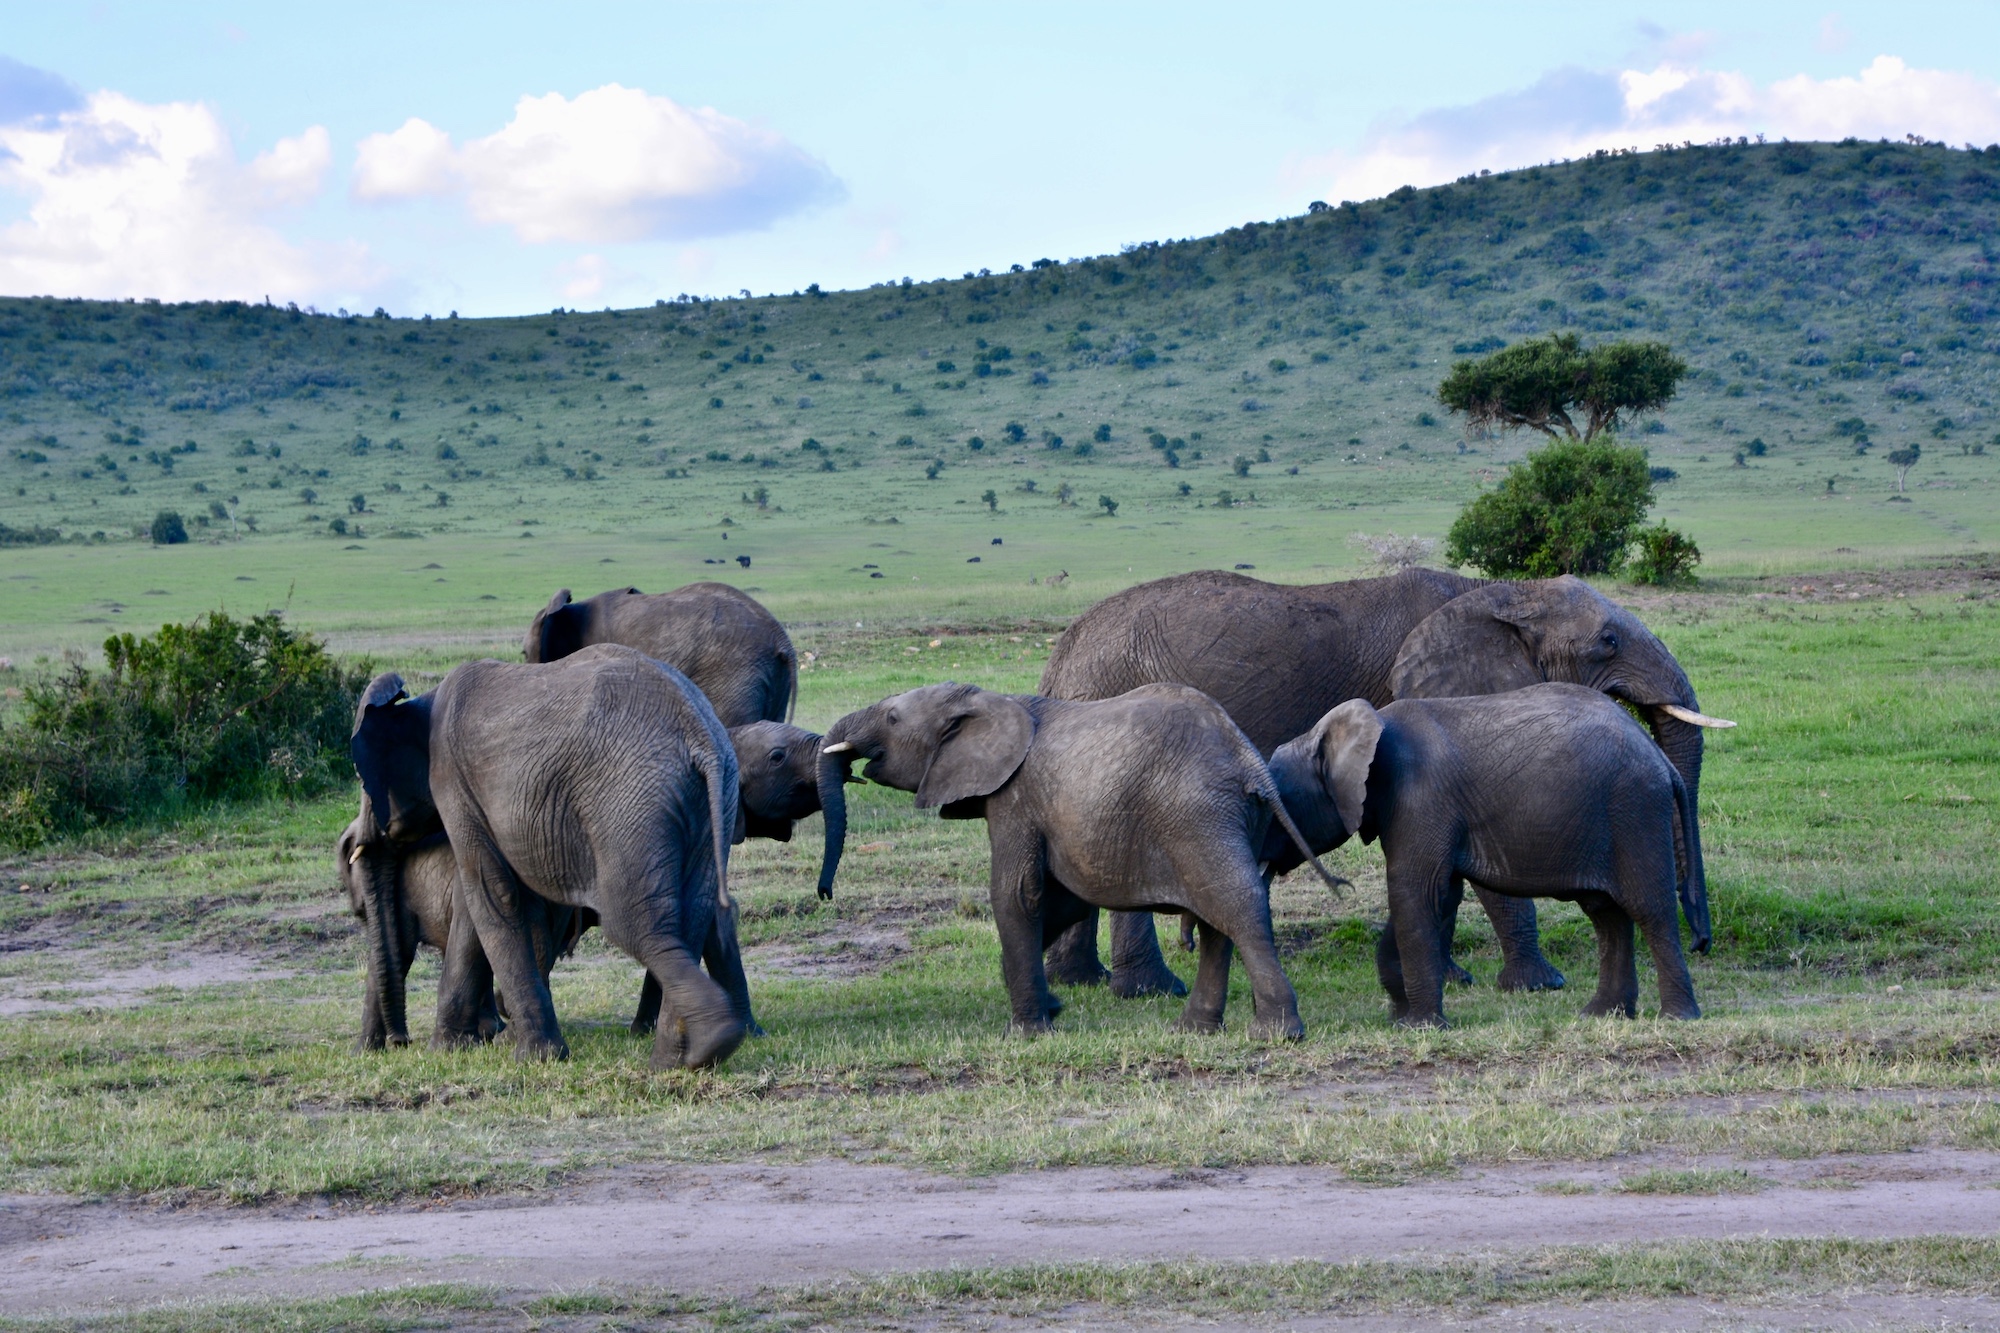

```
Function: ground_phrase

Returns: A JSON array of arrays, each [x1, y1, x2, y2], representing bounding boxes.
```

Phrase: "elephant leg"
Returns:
[[1387, 864, 1458, 1027], [1477, 885, 1568, 993], [453, 842, 568, 1062], [1042, 911, 1111, 988], [434, 900, 502, 1048], [1434, 891, 1478, 987], [360, 911, 423, 1051], [1173, 916, 1233, 1034], [1208, 893, 1304, 1042], [990, 819, 1058, 1033], [630, 972, 664, 1035], [1375, 925, 1409, 1023], [1107, 910, 1188, 999], [1625, 886, 1700, 1021], [702, 902, 765, 1038], [1575, 892, 1639, 1019]]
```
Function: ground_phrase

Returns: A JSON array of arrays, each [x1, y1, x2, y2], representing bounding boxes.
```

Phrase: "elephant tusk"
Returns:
[[348, 845, 364, 864], [1660, 703, 1737, 729], [821, 741, 855, 754]]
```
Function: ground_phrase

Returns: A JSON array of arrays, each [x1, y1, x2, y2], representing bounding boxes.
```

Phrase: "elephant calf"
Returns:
[[1266, 683, 1707, 1027], [822, 682, 1340, 1039]]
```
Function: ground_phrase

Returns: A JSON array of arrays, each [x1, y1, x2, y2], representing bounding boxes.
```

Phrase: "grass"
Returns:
[[12, 1238, 2000, 1329], [7, 140, 2000, 665], [1, 590, 1995, 1202]]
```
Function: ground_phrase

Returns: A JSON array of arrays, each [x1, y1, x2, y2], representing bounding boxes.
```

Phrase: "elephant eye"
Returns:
[[768, 748, 787, 764], [1600, 631, 1619, 651], [887, 709, 900, 725]]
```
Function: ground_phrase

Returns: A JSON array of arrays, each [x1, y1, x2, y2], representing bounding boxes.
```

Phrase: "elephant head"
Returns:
[[729, 720, 849, 901], [1389, 576, 1729, 951], [817, 684, 1035, 890], [524, 588, 591, 662], [347, 671, 439, 1047], [1268, 699, 1385, 852]]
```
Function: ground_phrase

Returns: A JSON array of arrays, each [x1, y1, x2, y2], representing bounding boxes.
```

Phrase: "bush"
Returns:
[[1444, 437, 1653, 577], [150, 511, 188, 545], [0, 612, 369, 847], [1626, 523, 1702, 585]]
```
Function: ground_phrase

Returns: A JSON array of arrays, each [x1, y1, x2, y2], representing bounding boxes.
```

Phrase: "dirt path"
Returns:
[[7, 1150, 2000, 1317]]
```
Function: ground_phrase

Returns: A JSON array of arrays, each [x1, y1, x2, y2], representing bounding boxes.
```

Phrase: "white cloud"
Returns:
[[1291, 54, 2000, 206], [0, 85, 374, 303], [352, 83, 841, 244]]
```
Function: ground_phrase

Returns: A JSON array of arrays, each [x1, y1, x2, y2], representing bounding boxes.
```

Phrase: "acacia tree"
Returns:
[[1885, 442, 1921, 493], [1438, 332, 1687, 442]]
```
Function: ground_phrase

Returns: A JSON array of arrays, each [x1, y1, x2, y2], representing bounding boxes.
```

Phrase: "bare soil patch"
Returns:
[[7, 1151, 2000, 1318], [0, 945, 299, 1015]]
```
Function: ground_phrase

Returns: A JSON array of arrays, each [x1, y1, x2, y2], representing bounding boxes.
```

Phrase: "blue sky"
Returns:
[[4, 2, 2000, 315]]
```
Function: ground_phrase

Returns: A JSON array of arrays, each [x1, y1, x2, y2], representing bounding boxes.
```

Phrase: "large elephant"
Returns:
[[524, 582, 797, 727], [820, 683, 1339, 1038], [347, 645, 746, 1069], [1265, 685, 1703, 1026], [1038, 568, 1728, 996], [339, 718, 844, 1049]]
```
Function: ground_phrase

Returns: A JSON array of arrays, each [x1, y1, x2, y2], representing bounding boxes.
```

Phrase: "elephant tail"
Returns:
[[1251, 767, 1349, 896], [700, 734, 736, 914], [781, 643, 799, 724]]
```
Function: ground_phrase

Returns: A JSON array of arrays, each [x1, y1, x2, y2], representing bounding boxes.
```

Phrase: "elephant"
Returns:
[[819, 682, 1341, 1038], [524, 582, 797, 727], [347, 644, 746, 1069], [1265, 684, 1703, 1027], [338, 717, 845, 1048], [1037, 568, 1729, 998], [335, 811, 588, 1047]]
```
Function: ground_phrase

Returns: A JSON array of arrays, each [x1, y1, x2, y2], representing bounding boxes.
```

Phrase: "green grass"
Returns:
[[6, 139, 2000, 664], [0, 591, 1995, 1202], [12, 1238, 2000, 1330]]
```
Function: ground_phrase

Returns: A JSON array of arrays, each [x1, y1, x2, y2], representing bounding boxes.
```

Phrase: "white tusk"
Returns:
[[348, 845, 364, 864], [1660, 703, 1737, 729], [821, 741, 855, 754]]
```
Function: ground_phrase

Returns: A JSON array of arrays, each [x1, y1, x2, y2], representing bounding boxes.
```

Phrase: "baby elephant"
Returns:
[[821, 682, 1340, 1039], [1266, 683, 1706, 1027]]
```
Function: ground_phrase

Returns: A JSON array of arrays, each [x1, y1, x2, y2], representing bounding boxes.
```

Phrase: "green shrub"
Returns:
[[1444, 437, 1653, 576], [150, 511, 188, 545], [0, 612, 368, 847], [1625, 523, 1702, 585]]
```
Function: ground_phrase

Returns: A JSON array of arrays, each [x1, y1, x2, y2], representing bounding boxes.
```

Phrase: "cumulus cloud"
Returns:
[[352, 83, 842, 244], [1292, 54, 2000, 205], [0, 62, 376, 303]]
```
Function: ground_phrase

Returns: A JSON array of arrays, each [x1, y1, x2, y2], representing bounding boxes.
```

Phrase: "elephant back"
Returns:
[[572, 582, 797, 728]]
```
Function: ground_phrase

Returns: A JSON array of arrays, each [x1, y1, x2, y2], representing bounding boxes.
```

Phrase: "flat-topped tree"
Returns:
[[1438, 332, 1687, 442], [1886, 443, 1921, 494]]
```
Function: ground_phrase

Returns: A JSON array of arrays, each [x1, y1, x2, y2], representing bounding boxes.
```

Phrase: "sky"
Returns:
[[5, 2, 2000, 317]]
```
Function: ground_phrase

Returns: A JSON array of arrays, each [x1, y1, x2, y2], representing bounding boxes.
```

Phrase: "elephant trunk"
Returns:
[[1649, 707, 1712, 954], [815, 747, 852, 900], [360, 845, 408, 1047]]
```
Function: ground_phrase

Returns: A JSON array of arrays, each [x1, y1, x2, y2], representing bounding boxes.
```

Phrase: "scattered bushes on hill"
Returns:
[[0, 612, 368, 848]]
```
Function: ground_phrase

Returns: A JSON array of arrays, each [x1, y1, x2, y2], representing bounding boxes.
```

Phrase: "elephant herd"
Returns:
[[339, 570, 1733, 1068]]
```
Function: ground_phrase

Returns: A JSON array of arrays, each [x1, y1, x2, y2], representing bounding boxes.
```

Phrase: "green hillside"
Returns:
[[2, 138, 1997, 658]]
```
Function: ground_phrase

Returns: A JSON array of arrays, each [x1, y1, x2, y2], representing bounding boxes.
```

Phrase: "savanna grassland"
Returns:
[[3, 140, 2000, 1329]]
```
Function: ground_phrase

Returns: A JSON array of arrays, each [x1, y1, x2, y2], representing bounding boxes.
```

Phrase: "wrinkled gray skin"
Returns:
[[335, 815, 587, 1044], [1039, 569, 1713, 996], [821, 683, 1340, 1039], [348, 644, 745, 1069], [1266, 684, 1703, 1027], [525, 582, 798, 725]]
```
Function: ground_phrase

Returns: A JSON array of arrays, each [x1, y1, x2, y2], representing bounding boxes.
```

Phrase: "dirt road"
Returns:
[[7, 1150, 2000, 1318]]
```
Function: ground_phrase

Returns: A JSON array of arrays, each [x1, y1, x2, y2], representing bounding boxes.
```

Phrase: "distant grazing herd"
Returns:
[[340, 569, 1732, 1068]]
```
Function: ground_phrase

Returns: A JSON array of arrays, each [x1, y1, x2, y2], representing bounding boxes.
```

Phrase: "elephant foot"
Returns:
[[512, 1033, 572, 1062], [1172, 1009, 1225, 1034], [1659, 998, 1702, 1021], [1110, 960, 1189, 1000], [745, 1018, 769, 1039], [1008, 1016, 1056, 1037], [1044, 955, 1111, 987], [1496, 957, 1568, 993], [1445, 957, 1478, 987], [629, 1016, 657, 1036], [355, 1031, 409, 1053], [654, 1012, 746, 1070], [1579, 997, 1637, 1019], [428, 1027, 496, 1051], [1248, 1013, 1305, 1042], [1392, 1010, 1449, 1029]]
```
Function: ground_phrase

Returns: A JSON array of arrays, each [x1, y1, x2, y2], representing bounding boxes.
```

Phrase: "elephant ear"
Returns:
[[1389, 583, 1546, 699], [525, 589, 577, 662], [1314, 700, 1385, 837], [915, 689, 1034, 809]]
